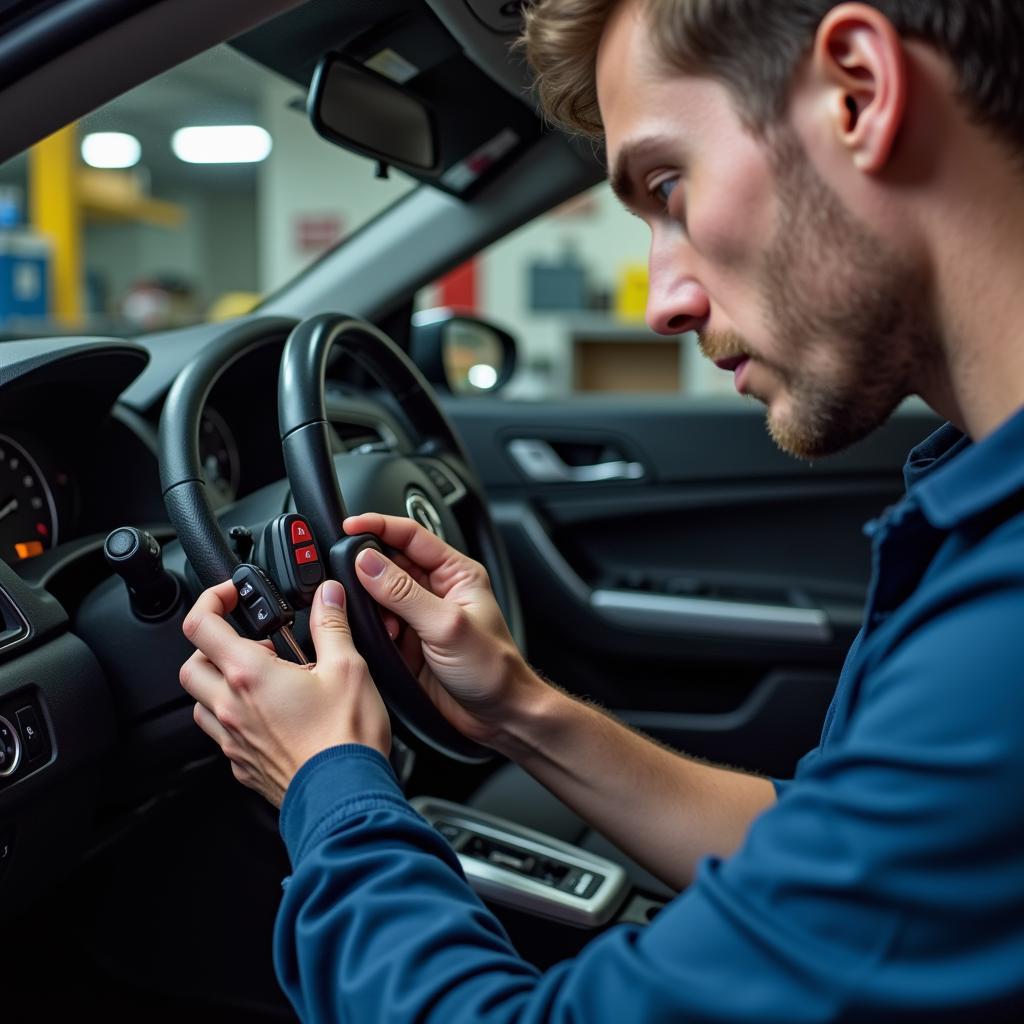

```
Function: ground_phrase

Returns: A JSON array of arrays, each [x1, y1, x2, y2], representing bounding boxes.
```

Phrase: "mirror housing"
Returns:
[[307, 53, 439, 172], [411, 309, 517, 395]]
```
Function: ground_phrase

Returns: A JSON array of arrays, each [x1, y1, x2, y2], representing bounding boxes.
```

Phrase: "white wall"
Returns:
[[475, 182, 734, 398], [84, 184, 259, 315], [257, 74, 415, 294]]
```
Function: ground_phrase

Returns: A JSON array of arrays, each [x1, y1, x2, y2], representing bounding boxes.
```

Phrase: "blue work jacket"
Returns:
[[274, 410, 1024, 1022]]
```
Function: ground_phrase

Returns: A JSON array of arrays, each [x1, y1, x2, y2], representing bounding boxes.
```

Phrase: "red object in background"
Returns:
[[438, 258, 477, 312], [295, 215, 345, 254]]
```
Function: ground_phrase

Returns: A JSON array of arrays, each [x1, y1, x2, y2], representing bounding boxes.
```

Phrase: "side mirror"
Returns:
[[411, 309, 517, 395], [307, 53, 439, 172]]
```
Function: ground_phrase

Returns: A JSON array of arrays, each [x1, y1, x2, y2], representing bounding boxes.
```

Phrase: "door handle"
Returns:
[[507, 439, 645, 484]]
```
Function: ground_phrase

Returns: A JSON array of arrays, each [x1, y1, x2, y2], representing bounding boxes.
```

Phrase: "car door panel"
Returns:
[[447, 397, 942, 775]]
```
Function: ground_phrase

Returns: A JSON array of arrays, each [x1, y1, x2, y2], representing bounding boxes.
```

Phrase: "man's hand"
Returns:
[[344, 512, 547, 748], [179, 577, 390, 807]]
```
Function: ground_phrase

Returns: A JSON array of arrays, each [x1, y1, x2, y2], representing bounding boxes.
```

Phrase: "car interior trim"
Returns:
[[0, 0, 307, 164], [0, 581, 34, 654], [491, 502, 593, 604], [507, 438, 646, 484], [411, 797, 629, 928], [591, 589, 833, 645], [493, 503, 833, 645], [424, 0, 534, 101]]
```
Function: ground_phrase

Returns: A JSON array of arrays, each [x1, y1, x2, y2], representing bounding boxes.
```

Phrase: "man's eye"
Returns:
[[654, 177, 678, 206]]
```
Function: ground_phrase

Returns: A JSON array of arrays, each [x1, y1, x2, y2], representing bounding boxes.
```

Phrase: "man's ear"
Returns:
[[811, 2, 907, 173]]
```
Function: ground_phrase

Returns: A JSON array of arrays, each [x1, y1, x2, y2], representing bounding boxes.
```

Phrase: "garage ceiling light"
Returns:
[[171, 125, 272, 164], [81, 132, 141, 169]]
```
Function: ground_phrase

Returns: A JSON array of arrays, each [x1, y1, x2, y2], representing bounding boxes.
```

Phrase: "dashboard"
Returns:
[[0, 318, 412, 917]]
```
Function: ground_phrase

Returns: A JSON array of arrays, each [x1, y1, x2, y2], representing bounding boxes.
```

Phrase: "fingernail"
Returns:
[[321, 580, 345, 608], [357, 549, 386, 578]]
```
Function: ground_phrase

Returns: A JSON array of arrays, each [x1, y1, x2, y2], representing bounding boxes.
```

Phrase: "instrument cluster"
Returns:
[[0, 433, 73, 566]]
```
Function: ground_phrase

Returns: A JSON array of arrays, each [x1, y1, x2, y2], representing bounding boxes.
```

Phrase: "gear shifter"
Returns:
[[104, 526, 181, 621]]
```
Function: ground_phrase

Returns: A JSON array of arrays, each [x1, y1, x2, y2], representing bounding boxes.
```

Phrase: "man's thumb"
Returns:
[[309, 579, 353, 663], [355, 547, 445, 639]]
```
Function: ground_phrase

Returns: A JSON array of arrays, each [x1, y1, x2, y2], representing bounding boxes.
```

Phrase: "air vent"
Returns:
[[331, 420, 389, 454], [0, 584, 29, 651]]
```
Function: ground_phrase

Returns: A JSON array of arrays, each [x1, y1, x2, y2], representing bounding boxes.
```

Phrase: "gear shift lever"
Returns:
[[104, 526, 181, 621]]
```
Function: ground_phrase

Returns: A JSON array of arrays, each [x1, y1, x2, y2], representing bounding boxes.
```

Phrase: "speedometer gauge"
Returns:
[[0, 435, 58, 562], [200, 407, 241, 506]]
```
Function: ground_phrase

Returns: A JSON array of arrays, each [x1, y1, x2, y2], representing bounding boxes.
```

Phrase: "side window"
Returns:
[[416, 182, 737, 400]]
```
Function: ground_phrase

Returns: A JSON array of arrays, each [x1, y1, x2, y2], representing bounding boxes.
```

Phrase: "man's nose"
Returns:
[[645, 241, 711, 336]]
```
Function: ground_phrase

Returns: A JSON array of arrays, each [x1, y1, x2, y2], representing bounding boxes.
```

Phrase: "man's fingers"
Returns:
[[309, 580, 357, 669], [188, 579, 239, 618], [182, 579, 267, 669], [193, 700, 231, 749], [381, 609, 401, 641], [179, 650, 224, 709], [344, 513, 461, 575], [355, 548, 454, 644]]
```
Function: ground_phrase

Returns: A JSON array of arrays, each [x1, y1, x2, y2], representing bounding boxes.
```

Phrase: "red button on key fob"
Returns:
[[294, 544, 319, 564], [290, 520, 311, 545]]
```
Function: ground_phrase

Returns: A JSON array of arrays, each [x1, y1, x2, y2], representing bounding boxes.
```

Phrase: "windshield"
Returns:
[[0, 43, 417, 338]]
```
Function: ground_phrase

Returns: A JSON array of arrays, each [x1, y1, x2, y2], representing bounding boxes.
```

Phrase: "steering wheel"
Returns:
[[159, 313, 522, 764]]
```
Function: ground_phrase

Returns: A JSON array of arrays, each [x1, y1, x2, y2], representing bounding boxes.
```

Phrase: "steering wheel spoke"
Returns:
[[276, 313, 520, 763]]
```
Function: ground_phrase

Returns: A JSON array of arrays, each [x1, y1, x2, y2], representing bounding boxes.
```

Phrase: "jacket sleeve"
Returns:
[[274, 585, 1024, 1024]]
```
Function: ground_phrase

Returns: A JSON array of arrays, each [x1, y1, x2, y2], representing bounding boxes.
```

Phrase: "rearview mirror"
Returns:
[[307, 53, 438, 172], [411, 310, 517, 395]]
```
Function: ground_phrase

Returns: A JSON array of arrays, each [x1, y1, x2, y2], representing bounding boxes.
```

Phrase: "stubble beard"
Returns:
[[701, 132, 937, 461]]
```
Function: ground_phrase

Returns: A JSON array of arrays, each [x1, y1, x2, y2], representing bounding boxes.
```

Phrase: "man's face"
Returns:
[[596, 1, 934, 458]]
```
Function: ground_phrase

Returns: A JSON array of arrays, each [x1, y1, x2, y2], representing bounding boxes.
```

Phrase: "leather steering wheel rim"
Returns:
[[159, 313, 521, 764], [279, 312, 522, 763]]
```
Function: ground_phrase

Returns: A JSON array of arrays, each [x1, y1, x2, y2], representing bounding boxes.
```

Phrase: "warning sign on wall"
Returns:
[[294, 215, 345, 254]]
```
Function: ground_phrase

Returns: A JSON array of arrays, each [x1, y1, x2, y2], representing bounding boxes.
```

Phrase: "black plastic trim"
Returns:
[[0, 0, 160, 91]]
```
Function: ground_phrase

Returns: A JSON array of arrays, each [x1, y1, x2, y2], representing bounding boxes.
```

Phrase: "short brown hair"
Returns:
[[523, 0, 1024, 151]]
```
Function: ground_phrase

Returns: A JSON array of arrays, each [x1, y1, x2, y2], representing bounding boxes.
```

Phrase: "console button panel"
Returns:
[[411, 797, 627, 928], [0, 693, 52, 789]]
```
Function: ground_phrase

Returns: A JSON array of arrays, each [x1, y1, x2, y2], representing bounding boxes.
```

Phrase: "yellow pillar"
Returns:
[[28, 124, 82, 326]]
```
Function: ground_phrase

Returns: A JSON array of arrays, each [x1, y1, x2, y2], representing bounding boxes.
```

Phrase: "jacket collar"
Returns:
[[905, 405, 1024, 530]]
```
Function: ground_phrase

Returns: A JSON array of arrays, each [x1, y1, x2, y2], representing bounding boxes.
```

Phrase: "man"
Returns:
[[179, 1, 1024, 1019]]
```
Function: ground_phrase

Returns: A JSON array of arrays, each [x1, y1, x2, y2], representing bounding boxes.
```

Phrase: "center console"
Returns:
[[412, 797, 642, 929]]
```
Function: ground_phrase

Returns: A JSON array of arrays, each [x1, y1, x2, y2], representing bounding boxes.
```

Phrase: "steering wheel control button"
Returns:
[[290, 520, 312, 545], [14, 706, 44, 762], [0, 716, 21, 778], [260, 514, 324, 607], [422, 462, 457, 498]]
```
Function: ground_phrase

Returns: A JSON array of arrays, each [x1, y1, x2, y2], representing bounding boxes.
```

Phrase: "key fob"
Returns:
[[231, 563, 295, 639], [260, 513, 325, 607]]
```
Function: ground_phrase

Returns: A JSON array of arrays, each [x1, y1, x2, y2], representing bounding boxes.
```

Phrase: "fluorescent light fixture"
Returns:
[[172, 125, 272, 164], [468, 364, 499, 390], [81, 132, 141, 169]]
